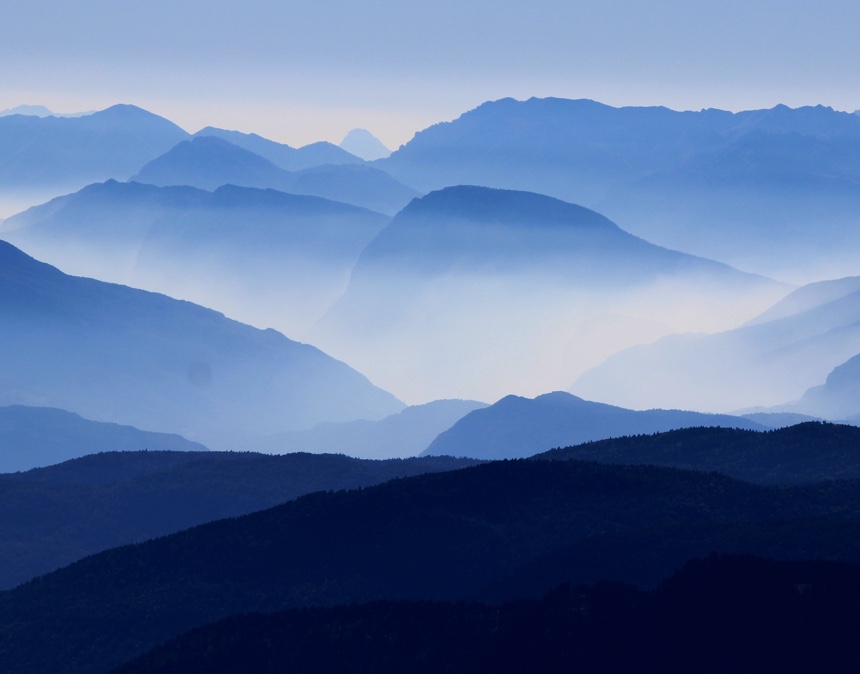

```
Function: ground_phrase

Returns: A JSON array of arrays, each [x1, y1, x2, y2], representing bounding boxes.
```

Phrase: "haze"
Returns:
[[2, 1, 859, 148]]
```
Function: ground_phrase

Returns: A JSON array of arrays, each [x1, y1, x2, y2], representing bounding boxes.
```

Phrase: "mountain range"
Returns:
[[1, 180, 392, 335], [537, 422, 860, 485], [377, 97, 860, 280], [193, 126, 363, 171], [4, 433, 860, 673], [262, 399, 487, 459], [0, 450, 476, 590], [0, 240, 402, 449], [0, 104, 187, 195], [132, 135, 418, 214], [3, 95, 859, 673], [310, 185, 786, 402], [573, 274, 860, 412], [422, 391, 764, 459], [0, 405, 206, 473]]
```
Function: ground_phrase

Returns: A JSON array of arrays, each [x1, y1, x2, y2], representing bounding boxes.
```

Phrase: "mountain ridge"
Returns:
[[0, 239, 403, 449]]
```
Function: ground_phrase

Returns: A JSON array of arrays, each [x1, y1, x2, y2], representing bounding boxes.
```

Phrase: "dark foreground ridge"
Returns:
[[0, 451, 478, 589], [536, 421, 860, 484], [114, 555, 860, 674], [4, 445, 860, 673]]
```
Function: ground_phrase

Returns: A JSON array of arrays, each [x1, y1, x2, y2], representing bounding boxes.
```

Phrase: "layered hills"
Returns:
[[263, 398, 487, 459], [0, 405, 206, 473], [113, 556, 860, 674], [0, 240, 402, 449], [0, 104, 188, 194], [573, 275, 860, 412], [133, 136, 418, 214], [537, 422, 860, 485], [785, 353, 860, 420], [3, 435, 860, 673], [311, 185, 786, 402], [1, 180, 392, 335], [422, 391, 763, 459], [0, 450, 476, 590], [378, 97, 860, 279], [193, 126, 363, 171]]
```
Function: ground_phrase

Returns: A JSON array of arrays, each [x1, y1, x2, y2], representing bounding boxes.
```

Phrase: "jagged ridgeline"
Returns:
[[379, 98, 860, 280]]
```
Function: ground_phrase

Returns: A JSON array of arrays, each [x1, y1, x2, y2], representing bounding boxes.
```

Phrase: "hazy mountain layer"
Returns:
[[0, 451, 476, 590], [422, 391, 764, 460], [0, 104, 188, 195], [311, 186, 786, 402], [378, 97, 860, 280], [574, 275, 860, 412], [133, 135, 417, 214], [1, 180, 391, 335], [339, 128, 392, 160], [3, 447, 860, 673], [0, 240, 402, 449], [0, 405, 207, 473], [787, 354, 860, 420], [193, 126, 363, 171], [263, 399, 487, 458]]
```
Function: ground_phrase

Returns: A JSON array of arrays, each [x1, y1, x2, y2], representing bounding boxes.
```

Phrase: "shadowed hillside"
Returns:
[[113, 556, 860, 674], [4, 443, 860, 673], [423, 391, 763, 459], [0, 451, 476, 589]]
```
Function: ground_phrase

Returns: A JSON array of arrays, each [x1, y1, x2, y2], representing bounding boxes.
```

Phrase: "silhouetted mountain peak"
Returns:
[[150, 135, 278, 168], [397, 185, 620, 232], [195, 126, 294, 148], [339, 129, 391, 160]]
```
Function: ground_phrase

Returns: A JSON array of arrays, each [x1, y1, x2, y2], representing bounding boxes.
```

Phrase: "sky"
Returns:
[[2, 1, 860, 149]]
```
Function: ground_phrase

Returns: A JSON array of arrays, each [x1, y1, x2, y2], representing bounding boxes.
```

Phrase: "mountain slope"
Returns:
[[340, 128, 392, 160], [0, 240, 403, 449], [132, 136, 291, 191], [310, 185, 785, 402], [422, 392, 763, 460], [193, 126, 363, 170], [788, 354, 860, 420], [0, 405, 206, 473], [263, 399, 487, 459], [135, 135, 417, 213], [0, 451, 476, 589], [0, 104, 189, 192], [378, 97, 860, 279], [535, 422, 860, 485], [1, 180, 391, 335], [3, 451, 860, 673], [573, 275, 860, 412], [113, 556, 860, 674]]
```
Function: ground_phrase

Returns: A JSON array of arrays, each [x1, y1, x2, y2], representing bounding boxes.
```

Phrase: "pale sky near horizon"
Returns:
[[2, 1, 859, 149]]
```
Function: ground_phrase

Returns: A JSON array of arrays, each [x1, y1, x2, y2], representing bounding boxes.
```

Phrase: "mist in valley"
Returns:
[[4, 3, 860, 671]]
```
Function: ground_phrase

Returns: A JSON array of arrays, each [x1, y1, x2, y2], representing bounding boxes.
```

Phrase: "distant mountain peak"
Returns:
[[339, 129, 391, 160], [0, 105, 94, 118], [397, 185, 621, 232]]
